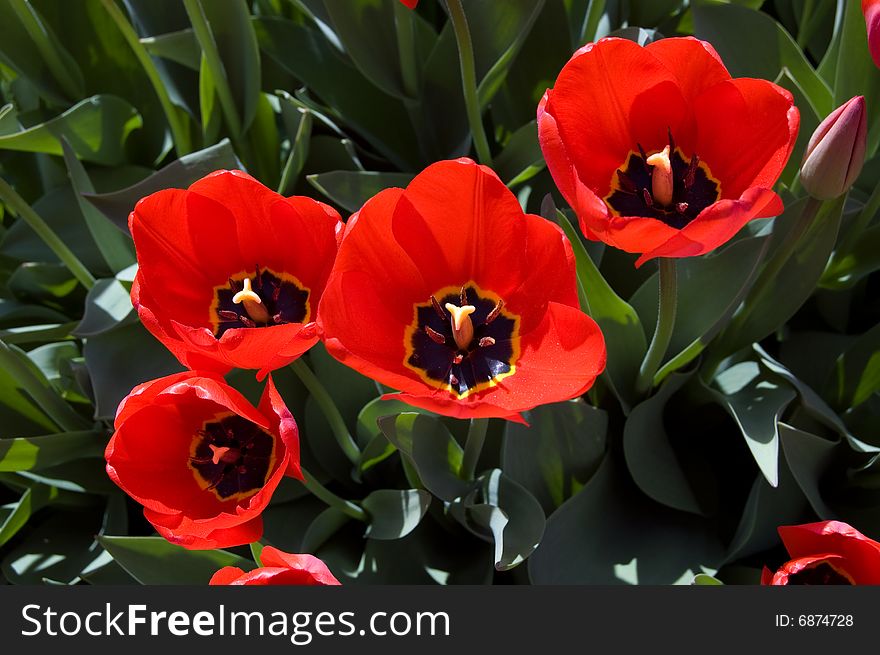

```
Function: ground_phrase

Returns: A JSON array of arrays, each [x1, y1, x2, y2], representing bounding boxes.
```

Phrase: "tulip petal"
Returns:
[[778, 520, 880, 584]]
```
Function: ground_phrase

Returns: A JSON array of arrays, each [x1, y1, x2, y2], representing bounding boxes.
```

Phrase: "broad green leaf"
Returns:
[[74, 278, 136, 338], [83, 139, 240, 232], [692, 3, 832, 119], [553, 208, 646, 411], [829, 322, 880, 410], [0, 430, 104, 473], [0, 484, 59, 548], [255, 16, 419, 169], [502, 399, 607, 512], [529, 452, 723, 584], [624, 369, 704, 515], [301, 507, 351, 554], [62, 139, 135, 274], [0, 95, 142, 165], [778, 422, 838, 518], [710, 361, 797, 488], [99, 536, 253, 585], [322, 0, 407, 99], [821, 224, 880, 289], [308, 171, 413, 213], [198, 52, 222, 144], [83, 322, 185, 420], [7, 262, 82, 312], [450, 468, 545, 571], [494, 120, 544, 186], [692, 573, 723, 585], [141, 28, 201, 69], [377, 412, 470, 501], [362, 488, 431, 540], [246, 92, 281, 188]]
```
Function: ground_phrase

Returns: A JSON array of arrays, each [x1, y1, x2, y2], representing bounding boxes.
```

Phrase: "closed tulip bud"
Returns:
[[801, 96, 867, 200]]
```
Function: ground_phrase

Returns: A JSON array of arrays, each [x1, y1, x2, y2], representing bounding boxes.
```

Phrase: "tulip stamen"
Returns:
[[642, 188, 654, 207], [425, 325, 447, 344], [453, 353, 464, 365], [232, 277, 271, 324], [485, 300, 504, 325], [479, 336, 496, 348], [646, 145, 674, 207], [676, 202, 689, 213], [431, 295, 447, 320], [449, 373, 459, 386], [445, 302, 476, 350]]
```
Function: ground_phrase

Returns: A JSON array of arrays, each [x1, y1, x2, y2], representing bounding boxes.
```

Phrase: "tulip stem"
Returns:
[[300, 466, 367, 522], [461, 417, 489, 480], [394, 0, 419, 99], [290, 359, 361, 465], [0, 177, 95, 290], [636, 259, 677, 394], [446, 0, 493, 167]]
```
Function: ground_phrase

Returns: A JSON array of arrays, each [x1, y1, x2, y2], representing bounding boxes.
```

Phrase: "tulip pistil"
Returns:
[[232, 277, 270, 324], [445, 301, 476, 350], [646, 146, 674, 207], [212, 267, 310, 337]]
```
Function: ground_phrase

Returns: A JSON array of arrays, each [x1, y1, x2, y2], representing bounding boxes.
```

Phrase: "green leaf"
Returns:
[[278, 100, 313, 195], [692, 573, 723, 585], [362, 488, 431, 540], [74, 278, 136, 338], [0, 484, 59, 548], [529, 452, 723, 584], [0, 95, 142, 165], [198, 52, 222, 144], [83, 322, 185, 420], [0, 430, 104, 473], [451, 468, 546, 571], [502, 399, 607, 512], [632, 236, 769, 384], [829, 322, 880, 410], [495, 120, 544, 186], [692, 3, 832, 119], [61, 140, 135, 275], [624, 369, 704, 515], [83, 139, 240, 232], [99, 536, 253, 585], [377, 412, 470, 501], [308, 171, 413, 213], [553, 207, 646, 410], [710, 361, 797, 488], [821, 224, 880, 289], [778, 423, 838, 518], [322, 0, 407, 99], [141, 28, 201, 69]]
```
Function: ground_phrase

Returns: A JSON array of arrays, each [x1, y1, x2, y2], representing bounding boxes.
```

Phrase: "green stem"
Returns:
[[636, 259, 677, 394], [183, 0, 242, 139], [289, 359, 361, 465], [99, 0, 191, 156], [300, 466, 367, 522], [446, 0, 492, 166], [394, 0, 419, 99], [460, 417, 489, 480], [0, 177, 95, 290]]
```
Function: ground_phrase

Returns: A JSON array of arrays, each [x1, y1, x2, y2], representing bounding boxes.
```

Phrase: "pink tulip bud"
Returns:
[[865, 0, 880, 68], [800, 96, 867, 200]]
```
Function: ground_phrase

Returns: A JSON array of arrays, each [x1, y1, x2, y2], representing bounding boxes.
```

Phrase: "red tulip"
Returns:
[[801, 96, 867, 200], [105, 372, 302, 549], [399, 0, 418, 7], [210, 546, 340, 585], [762, 520, 880, 585], [538, 37, 799, 267], [317, 158, 606, 423], [865, 0, 880, 68], [130, 170, 343, 379]]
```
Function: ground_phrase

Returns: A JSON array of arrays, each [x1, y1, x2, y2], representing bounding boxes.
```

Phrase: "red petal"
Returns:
[[209, 567, 247, 585], [260, 375, 303, 480], [259, 547, 341, 585], [778, 520, 880, 584], [634, 186, 782, 266], [864, 0, 880, 68], [767, 554, 850, 585], [646, 37, 730, 104], [693, 78, 798, 199], [543, 38, 691, 197], [150, 512, 264, 550]]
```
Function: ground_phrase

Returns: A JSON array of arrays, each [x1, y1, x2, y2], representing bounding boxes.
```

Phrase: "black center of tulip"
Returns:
[[786, 561, 854, 585], [406, 284, 518, 397], [190, 414, 274, 499], [212, 267, 309, 337], [605, 130, 720, 228]]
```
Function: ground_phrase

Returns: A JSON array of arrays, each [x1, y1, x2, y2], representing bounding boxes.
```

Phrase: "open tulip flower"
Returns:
[[762, 520, 880, 585], [318, 158, 606, 423], [538, 37, 799, 266], [210, 547, 340, 585], [130, 170, 342, 378], [105, 372, 302, 549]]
